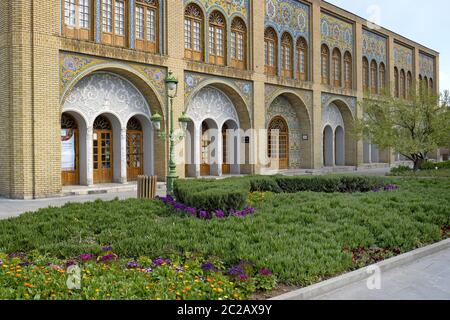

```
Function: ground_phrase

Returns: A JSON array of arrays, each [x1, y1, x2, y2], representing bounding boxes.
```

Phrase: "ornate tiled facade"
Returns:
[[362, 29, 387, 65], [0, 0, 439, 199], [321, 12, 354, 54]]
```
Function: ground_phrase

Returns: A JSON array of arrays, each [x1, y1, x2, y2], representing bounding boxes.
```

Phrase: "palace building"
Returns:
[[0, 0, 440, 199]]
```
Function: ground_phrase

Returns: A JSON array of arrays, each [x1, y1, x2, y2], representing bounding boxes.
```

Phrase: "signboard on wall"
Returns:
[[61, 129, 75, 171]]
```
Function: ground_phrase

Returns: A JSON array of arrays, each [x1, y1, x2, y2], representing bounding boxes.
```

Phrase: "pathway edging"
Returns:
[[270, 238, 450, 300]]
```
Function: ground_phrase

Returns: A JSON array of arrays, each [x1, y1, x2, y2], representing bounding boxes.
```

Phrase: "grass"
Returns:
[[0, 177, 449, 286]]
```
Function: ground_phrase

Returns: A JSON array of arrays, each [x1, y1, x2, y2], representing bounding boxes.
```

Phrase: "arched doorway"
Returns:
[[323, 125, 334, 167], [61, 113, 79, 186], [221, 119, 239, 175], [126, 117, 144, 181], [200, 120, 218, 176], [222, 122, 231, 174], [335, 126, 345, 166], [93, 115, 113, 184], [268, 116, 289, 169]]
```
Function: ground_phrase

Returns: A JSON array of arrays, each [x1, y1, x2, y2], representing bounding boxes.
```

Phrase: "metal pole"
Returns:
[[166, 96, 178, 195]]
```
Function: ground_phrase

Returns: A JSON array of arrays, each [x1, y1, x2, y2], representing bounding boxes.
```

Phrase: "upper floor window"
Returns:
[[429, 78, 434, 91], [321, 44, 330, 85], [281, 33, 293, 78], [101, 0, 127, 47], [370, 60, 378, 94], [379, 63, 386, 92], [332, 48, 341, 87], [63, 0, 92, 40], [184, 3, 204, 62], [230, 17, 247, 70], [423, 76, 429, 95], [406, 71, 412, 99], [344, 52, 352, 90], [264, 28, 277, 76], [135, 0, 159, 53], [296, 37, 308, 81], [363, 57, 369, 92], [400, 69, 406, 99], [394, 67, 399, 98], [208, 11, 226, 66]]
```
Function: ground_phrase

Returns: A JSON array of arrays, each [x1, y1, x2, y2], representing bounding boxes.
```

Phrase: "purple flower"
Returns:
[[214, 210, 225, 219], [79, 253, 95, 262], [143, 267, 153, 273], [199, 211, 209, 219], [229, 265, 245, 276], [99, 253, 116, 262], [19, 262, 30, 267], [102, 245, 113, 252], [126, 261, 140, 269], [185, 207, 197, 216], [66, 260, 77, 267], [153, 257, 170, 266], [0, 259, 3, 266], [201, 262, 216, 271], [239, 274, 250, 281], [372, 187, 381, 193], [174, 265, 184, 272], [259, 268, 273, 276]]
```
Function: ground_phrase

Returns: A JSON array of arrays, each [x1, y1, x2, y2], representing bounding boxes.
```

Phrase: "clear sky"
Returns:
[[326, 0, 449, 93]]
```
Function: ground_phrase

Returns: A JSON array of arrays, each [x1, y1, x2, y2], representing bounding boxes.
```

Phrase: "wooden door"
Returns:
[[93, 130, 113, 184], [268, 117, 289, 170], [200, 122, 211, 176], [222, 124, 230, 174], [127, 130, 143, 181], [61, 114, 79, 186]]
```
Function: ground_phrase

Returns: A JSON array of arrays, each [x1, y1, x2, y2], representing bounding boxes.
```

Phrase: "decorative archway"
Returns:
[[266, 92, 312, 169], [268, 116, 289, 169], [126, 117, 144, 181], [62, 71, 157, 185], [185, 85, 242, 177], [61, 113, 80, 186], [323, 125, 334, 167], [93, 115, 114, 184]]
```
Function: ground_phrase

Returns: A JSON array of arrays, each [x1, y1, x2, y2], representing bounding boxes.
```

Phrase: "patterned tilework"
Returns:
[[321, 93, 356, 117], [265, 0, 310, 41], [362, 29, 387, 65], [264, 84, 312, 112], [394, 43, 413, 72], [184, 0, 249, 19], [60, 52, 166, 99], [184, 72, 253, 119], [321, 13, 353, 54], [266, 96, 302, 168], [419, 53, 435, 79]]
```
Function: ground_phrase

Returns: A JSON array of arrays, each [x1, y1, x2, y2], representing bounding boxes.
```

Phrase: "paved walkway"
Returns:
[[315, 247, 450, 300]]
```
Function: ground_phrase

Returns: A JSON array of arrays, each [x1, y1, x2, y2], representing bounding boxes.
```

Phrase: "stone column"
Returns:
[[355, 21, 364, 167], [86, 127, 94, 186], [120, 127, 127, 183]]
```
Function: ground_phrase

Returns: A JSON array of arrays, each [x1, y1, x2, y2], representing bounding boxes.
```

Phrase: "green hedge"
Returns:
[[174, 175, 387, 211], [420, 160, 450, 170]]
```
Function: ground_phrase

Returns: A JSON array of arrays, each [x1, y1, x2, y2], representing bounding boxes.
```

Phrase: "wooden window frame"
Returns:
[[379, 63, 386, 92], [281, 33, 293, 79], [363, 57, 369, 92], [208, 11, 226, 66], [101, 0, 128, 47], [406, 71, 412, 99], [394, 68, 399, 98], [264, 28, 277, 76], [296, 37, 308, 81], [332, 48, 341, 88], [135, 0, 159, 53], [370, 60, 378, 94], [184, 3, 204, 62], [268, 116, 289, 170], [400, 69, 406, 99], [230, 17, 247, 70], [321, 44, 330, 85], [344, 52, 352, 90], [62, 0, 94, 41]]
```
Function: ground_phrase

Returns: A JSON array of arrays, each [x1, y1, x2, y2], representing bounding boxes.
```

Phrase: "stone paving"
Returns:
[[315, 247, 450, 300]]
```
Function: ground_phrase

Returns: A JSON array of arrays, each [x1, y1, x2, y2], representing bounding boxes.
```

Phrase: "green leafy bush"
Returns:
[[420, 160, 450, 170], [390, 165, 412, 174], [248, 175, 283, 193]]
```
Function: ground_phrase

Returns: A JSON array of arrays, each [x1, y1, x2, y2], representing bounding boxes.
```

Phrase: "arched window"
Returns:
[[184, 3, 204, 61], [281, 33, 293, 78], [296, 37, 308, 81], [370, 60, 378, 94], [379, 63, 386, 92], [268, 117, 289, 169], [230, 17, 247, 70], [63, 0, 93, 40], [135, 0, 159, 53], [394, 67, 399, 97], [344, 52, 352, 90], [363, 57, 369, 92], [264, 28, 277, 76], [424, 76, 429, 95], [208, 11, 226, 66], [101, 0, 128, 47], [406, 71, 412, 99], [429, 78, 434, 91], [127, 117, 144, 181], [61, 113, 80, 186], [321, 44, 330, 85], [332, 48, 342, 87], [400, 69, 406, 99]]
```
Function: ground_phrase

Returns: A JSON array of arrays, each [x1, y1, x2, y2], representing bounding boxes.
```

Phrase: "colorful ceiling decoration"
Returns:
[[394, 43, 413, 72], [419, 53, 435, 79], [321, 13, 353, 54], [265, 0, 310, 41], [362, 29, 387, 65]]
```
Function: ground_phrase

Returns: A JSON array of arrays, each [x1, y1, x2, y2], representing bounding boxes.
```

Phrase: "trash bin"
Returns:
[[137, 175, 157, 199]]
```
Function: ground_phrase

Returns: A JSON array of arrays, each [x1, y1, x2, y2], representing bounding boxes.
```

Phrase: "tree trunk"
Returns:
[[413, 158, 425, 171]]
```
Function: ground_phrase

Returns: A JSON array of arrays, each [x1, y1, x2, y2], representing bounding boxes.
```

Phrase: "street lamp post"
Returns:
[[151, 71, 190, 195]]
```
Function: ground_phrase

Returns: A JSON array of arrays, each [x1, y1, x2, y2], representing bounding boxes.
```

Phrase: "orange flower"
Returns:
[[24, 283, 33, 288]]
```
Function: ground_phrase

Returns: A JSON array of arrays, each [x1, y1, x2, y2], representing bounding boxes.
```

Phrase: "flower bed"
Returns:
[[0, 249, 276, 300], [157, 195, 256, 219]]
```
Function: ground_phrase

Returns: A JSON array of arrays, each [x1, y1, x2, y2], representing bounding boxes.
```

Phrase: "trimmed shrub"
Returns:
[[420, 160, 450, 170], [249, 175, 283, 193], [174, 179, 249, 212], [390, 165, 412, 174]]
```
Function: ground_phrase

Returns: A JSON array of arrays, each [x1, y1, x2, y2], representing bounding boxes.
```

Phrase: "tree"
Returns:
[[355, 87, 450, 170]]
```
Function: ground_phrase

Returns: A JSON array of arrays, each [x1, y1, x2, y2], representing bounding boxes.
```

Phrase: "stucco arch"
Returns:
[[266, 91, 312, 169]]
